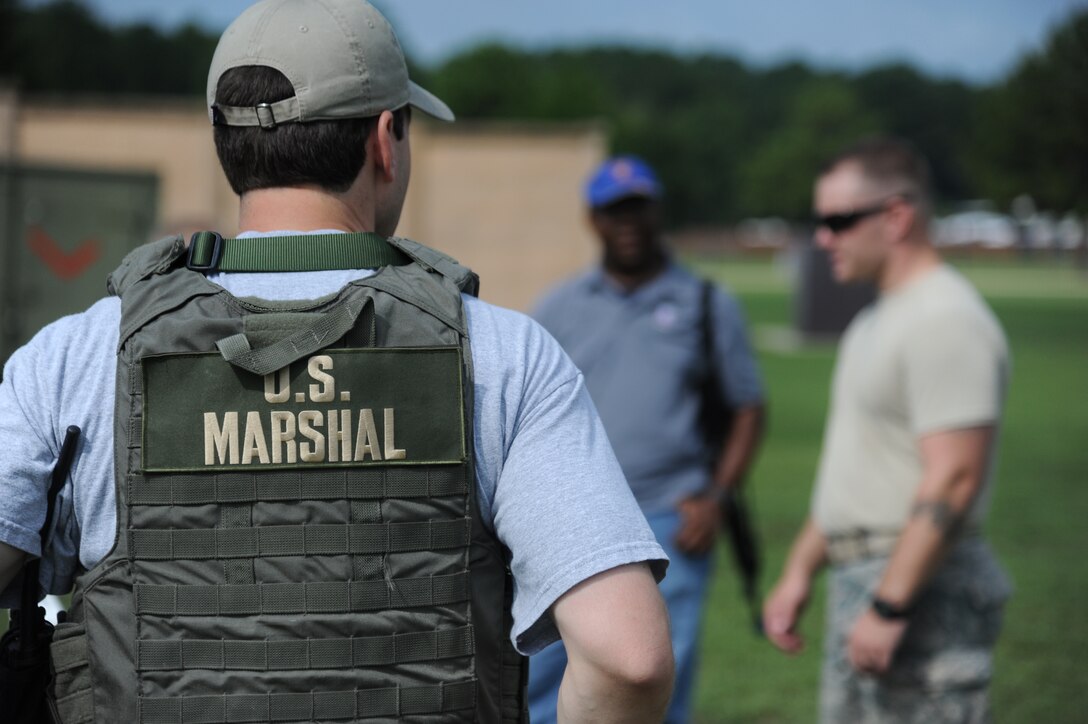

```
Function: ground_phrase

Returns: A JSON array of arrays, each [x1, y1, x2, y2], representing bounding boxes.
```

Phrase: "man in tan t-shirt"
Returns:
[[763, 136, 1012, 723]]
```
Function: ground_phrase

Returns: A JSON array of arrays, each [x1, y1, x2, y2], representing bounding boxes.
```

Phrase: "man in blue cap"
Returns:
[[530, 156, 767, 722]]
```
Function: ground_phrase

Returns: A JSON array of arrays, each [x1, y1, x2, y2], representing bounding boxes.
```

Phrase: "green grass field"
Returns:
[[686, 255, 1088, 723]]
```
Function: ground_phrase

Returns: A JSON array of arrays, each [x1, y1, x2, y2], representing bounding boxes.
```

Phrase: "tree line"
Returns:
[[1, 0, 1084, 226]]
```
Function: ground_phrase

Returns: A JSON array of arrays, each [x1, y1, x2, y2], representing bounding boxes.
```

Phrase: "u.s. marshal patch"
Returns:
[[141, 347, 465, 472]]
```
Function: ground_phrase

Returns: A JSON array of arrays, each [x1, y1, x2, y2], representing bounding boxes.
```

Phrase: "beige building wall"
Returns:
[[10, 97, 605, 310], [15, 99, 236, 235], [404, 123, 603, 310]]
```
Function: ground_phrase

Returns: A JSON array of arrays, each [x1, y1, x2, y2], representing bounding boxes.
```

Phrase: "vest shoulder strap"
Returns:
[[389, 236, 480, 297], [107, 235, 187, 297]]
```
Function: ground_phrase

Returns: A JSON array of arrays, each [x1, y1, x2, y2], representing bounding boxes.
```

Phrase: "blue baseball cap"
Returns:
[[584, 156, 662, 209]]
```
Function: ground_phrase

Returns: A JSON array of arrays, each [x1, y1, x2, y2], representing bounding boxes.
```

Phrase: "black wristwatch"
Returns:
[[870, 596, 912, 620]]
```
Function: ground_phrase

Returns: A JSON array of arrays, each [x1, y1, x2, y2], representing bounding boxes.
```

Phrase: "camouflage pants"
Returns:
[[821, 539, 1012, 724]]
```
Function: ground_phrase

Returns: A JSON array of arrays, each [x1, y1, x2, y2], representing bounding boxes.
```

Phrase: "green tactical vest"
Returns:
[[48, 234, 528, 723]]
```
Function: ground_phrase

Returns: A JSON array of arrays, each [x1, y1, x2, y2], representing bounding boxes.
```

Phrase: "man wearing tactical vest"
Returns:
[[0, 1, 674, 722]]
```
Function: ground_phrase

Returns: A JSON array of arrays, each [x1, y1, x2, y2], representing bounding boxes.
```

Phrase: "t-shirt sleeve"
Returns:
[[0, 339, 55, 559], [467, 302, 667, 655], [495, 372, 666, 655], [903, 311, 1007, 435], [0, 321, 69, 607], [711, 287, 765, 407]]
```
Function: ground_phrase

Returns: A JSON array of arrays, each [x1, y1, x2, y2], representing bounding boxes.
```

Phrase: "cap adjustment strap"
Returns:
[[211, 96, 300, 128], [186, 231, 411, 273]]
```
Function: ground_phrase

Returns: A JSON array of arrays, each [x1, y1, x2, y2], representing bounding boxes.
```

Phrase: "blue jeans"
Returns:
[[527, 509, 713, 724]]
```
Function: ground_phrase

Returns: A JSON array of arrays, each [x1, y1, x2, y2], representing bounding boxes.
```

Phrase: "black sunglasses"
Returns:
[[813, 203, 890, 233], [813, 194, 913, 233]]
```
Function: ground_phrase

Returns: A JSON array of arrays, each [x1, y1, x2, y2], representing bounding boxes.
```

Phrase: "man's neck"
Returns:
[[238, 186, 373, 234], [602, 255, 668, 293], [878, 239, 942, 293]]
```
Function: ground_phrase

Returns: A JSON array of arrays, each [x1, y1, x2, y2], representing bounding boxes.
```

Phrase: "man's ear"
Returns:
[[886, 196, 919, 242], [370, 109, 397, 183]]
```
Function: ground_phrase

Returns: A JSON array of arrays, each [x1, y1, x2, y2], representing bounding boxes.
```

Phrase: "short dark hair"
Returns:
[[213, 65, 407, 195], [819, 135, 933, 211]]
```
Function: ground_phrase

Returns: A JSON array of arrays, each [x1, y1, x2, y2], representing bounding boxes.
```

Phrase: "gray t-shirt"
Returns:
[[812, 264, 1009, 534], [0, 246, 666, 655], [533, 263, 764, 513]]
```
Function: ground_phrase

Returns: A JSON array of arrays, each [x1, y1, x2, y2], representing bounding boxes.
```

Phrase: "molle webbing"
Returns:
[[133, 574, 470, 616], [138, 680, 476, 723], [128, 520, 472, 560], [128, 465, 469, 505], [135, 626, 476, 671], [123, 461, 476, 721]]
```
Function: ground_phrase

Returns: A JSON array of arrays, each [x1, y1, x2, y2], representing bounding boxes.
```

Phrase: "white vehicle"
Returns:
[[935, 211, 1018, 248]]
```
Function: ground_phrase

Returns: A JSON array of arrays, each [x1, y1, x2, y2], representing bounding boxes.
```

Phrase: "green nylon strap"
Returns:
[[215, 298, 371, 376], [135, 625, 475, 672], [129, 465, 468, 506], [128, 518, 471, 560], [138, 680, 476, 723], [134, 572, 469, 616], [187, 230, 411, 272]]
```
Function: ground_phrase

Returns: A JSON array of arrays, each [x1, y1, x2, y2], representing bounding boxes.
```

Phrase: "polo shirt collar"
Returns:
[[588, 259, 684, 303]]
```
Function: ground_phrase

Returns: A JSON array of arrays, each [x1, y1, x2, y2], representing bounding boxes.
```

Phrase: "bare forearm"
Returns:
[[554, 564, 674, 724], [763, 517, 827, 653], [557, 654, 673, 724], [783, 517, 828, 582], [875, 428, 991, 607], [712, 404, 765, 490], [875, 490, 973, 606], [873, 515, 948, 607]]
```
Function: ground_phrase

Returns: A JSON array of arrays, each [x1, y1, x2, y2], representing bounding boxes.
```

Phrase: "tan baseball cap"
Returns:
[[207, 0, 454, 128]]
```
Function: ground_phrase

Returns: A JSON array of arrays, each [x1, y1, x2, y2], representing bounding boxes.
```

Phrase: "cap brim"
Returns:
[[590, 182, 661, 209], [408, 81, 455, 122]]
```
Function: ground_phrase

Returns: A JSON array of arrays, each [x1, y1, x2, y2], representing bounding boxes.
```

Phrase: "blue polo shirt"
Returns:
[[533, 262, 764, 513]]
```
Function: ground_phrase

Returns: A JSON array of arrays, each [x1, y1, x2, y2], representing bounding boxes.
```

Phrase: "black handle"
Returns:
[[721, 488, 764, 636], [39, 426, 81, 540], [18, 426, 81, 654]]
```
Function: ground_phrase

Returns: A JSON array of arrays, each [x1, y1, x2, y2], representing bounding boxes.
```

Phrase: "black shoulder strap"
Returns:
[[699, 279, 716, 376], [698, 279, 733, 454]]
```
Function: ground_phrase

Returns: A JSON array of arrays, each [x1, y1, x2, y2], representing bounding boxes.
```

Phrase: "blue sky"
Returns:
[[35, 0, 1088, 83]]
